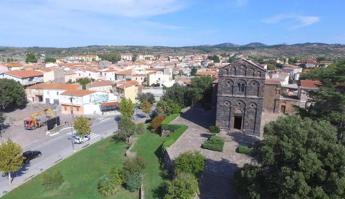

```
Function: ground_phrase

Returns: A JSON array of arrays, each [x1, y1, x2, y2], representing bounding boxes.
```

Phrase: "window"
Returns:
[[238, 83, 245, 93], [76, 107, 80, 111]]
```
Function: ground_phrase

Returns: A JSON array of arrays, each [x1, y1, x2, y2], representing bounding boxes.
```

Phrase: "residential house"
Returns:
[[60, 90, 109, 115], [1, 70, 43, 86], [26, 82, 79, 104], [115, 80, 139, 102]]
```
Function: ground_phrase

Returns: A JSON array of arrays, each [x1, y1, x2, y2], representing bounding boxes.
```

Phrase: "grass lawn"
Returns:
[[132, 132, 165, 199], [2, 138, 137, 199]]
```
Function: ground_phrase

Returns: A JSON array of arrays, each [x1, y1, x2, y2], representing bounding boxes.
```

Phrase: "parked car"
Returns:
[[23, 151, 42, 164], [73, 135, 91, 144]]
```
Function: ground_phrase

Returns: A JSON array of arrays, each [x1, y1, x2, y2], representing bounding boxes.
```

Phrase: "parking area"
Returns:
[[0, 103, 100, 149]]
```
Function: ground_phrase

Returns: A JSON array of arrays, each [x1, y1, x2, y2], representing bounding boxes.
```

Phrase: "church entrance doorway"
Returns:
[[234, 116, 242, 130]]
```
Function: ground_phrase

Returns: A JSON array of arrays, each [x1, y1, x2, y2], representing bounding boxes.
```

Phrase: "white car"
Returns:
[[73, 135, 91, 144]]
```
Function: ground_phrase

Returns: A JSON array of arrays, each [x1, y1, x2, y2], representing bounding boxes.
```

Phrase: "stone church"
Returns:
[[216, 59, 266, 137]]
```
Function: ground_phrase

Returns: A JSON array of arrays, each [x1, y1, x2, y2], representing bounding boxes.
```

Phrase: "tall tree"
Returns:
[[119, 98, 135, 119], [137, 93, 155, 104], [0, 140, 23, 184], [76, 78, 92, 90], [301, 61, 345, 143], [25, 52, 38, 63], [140, 100, 152, 114], [115, 117, 136, 143], [234, 116, 345, 199], [0, 79, 26, 110], [73, 116, 91, 136]]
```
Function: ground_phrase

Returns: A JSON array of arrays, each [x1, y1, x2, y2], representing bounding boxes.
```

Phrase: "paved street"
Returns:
[[0, 115, 119, 197]]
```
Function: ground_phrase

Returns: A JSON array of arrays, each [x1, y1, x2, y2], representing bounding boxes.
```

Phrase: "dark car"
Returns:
[[23, 151, 42, 164]]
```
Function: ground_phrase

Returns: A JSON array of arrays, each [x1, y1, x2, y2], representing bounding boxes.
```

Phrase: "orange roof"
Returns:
[[116, 80, 138, 89], [61, 89, 95, 97], [5, 70, 43, 78], [299, 80, 321, 88], [101, 101, 119, 107], [116, 69, 132, 75], [27, 83, 79, 91], [89, 80, 114, 88]]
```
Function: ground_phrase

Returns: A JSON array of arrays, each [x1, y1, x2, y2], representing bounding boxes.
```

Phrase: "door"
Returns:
[[234, 116, 242, 130]]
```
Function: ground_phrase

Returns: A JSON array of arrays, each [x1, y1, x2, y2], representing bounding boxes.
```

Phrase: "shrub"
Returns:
[[123, 157, 146, 192], [164, 173, 199, 199], [109, 167, 124, 185], [174, 151, 205, 177], [150, 114, 166, 131], [209, 125, 220, 134], [124, 171, 142, 192], [202, 135, 224, 152], [97, 176, 119, 196], [236, 145, 253, 155], [42, 171, 64, 190]]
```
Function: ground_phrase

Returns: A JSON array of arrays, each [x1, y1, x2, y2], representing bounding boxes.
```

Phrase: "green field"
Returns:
[[2, 139, 137, 199], [132, 133, 165, 199]]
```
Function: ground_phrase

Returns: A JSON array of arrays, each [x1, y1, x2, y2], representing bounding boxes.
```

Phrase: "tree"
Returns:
[[140, 100, 152, 114], [76, 77, 92, 90], [25, 52, 38, 63], [44, 57, 56, 63], [162, 84, 192, 107], [97, 176, 119, 196], [150, 114, 166, 131], [157, 99, 182, 115], [73, 116, 91, 136], [190, 76, 213, 107], [98, 53, 121, 63], [123, 157, 145, 192], [174, 151, 205, 177], [137, 93, 155, 104], [208, 55, 220, 63], [132, 54, 138, 62], [115, 117, 136, 143], [234, 116, 345, 199], [190, 67, 198, 76], [119, 98, 135, 119], [0, 140, 23, 184], [0, 79, 26, 110], [164, 173, 199, 199], [300, 61, 345, 144], [0, 112, 5, 135]]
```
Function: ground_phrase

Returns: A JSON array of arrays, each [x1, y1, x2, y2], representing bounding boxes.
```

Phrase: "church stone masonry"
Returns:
[[216, 59, 266, 137]]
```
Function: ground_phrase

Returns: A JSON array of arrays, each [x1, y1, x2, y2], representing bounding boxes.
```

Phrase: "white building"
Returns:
[[147, 69, 175, 87], [1, 70, 43, 86]]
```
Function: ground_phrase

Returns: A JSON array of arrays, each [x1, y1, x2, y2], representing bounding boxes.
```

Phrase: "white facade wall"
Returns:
[[43, 89, 65, 104], [1, 74, 43, 86], [148, 72, 175, 87]]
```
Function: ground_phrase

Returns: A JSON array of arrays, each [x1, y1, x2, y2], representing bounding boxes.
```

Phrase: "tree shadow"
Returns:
[[12, 162, 31, 180], [227, 131, 260, 147], [199, 158, 240, 199], [180, 106, 216, 128]]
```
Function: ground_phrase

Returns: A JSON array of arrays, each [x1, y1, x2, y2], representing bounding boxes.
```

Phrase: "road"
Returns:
[[0, 116, 118, 197]]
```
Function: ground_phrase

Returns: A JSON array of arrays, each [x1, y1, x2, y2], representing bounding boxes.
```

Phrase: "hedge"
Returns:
[[201, 135, 224, 152], [236, 145, 253, 155], [161, 114, 179, 125], [162, 125, 188, 149]]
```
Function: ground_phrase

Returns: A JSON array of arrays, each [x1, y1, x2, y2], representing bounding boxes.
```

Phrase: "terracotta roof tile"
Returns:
[[116, 80, 138, 89], [299, 80, 321, 88], [27, 83, 79, 90], [5, 70, 43, 78], [89, 80, 114, 87]]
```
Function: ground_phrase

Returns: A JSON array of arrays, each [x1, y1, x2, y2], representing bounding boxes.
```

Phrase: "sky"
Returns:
[[0, 0, 344, 47]]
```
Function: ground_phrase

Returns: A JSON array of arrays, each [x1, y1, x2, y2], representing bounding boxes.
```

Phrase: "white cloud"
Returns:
[[263, 14, 320, 29]]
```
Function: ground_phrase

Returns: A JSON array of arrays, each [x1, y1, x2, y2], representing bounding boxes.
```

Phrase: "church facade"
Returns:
[[216, 59, 266, 137]]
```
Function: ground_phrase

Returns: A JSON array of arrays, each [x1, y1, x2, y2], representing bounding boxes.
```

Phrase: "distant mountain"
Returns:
[[243, 42, 267, 47], [213, 43, 238, 48]]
